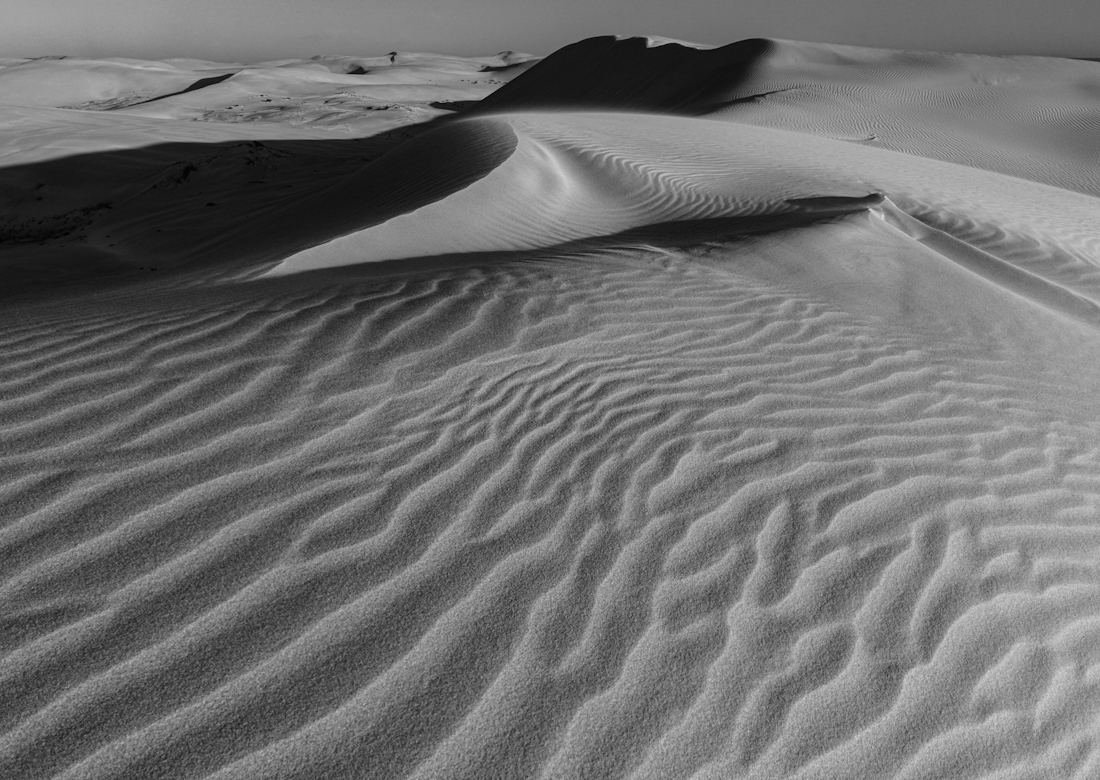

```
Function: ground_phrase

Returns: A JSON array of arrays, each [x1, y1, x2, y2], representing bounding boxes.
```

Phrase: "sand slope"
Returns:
[[3, 36, 1100, 780]]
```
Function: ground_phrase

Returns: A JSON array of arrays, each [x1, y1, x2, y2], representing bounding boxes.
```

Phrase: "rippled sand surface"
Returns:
[[3, 36, 1100, 780]]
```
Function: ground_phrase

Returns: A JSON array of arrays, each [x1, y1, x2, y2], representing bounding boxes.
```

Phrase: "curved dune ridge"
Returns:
[[266, 111, 1100, 313], [4, 34, 1100, 780], [262, 111, 881, 274], [238, 116, 521, 263]]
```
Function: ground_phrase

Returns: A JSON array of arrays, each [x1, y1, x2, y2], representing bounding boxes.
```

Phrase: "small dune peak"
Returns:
[[611, 34, 717, 49], [466, 35, 776, 116]]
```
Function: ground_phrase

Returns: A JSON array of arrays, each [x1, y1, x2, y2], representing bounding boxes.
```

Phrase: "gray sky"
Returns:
[[3, 0, 1098, 62]]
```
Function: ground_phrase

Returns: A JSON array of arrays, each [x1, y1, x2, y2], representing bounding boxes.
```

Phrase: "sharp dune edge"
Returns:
[[3, 35, 1100, 780]]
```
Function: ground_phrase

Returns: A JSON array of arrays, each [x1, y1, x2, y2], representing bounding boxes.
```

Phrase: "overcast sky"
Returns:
[[3, 0, 1098, 62]]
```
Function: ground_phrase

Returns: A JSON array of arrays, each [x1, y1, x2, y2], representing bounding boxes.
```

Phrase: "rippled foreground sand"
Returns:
[[3, 36, 1100, 780]]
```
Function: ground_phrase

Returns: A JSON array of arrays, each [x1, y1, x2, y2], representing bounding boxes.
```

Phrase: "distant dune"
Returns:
[[3, 36, 1100, 780], [0, 50, 539, 132]]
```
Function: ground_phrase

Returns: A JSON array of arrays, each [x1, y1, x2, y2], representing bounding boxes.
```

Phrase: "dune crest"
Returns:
[[265, 110, 1100, 295]]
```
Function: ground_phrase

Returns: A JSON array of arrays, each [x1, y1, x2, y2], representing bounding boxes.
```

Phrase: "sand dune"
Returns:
[[472, 36, 1100, 196], [264, 109, 1100, 285], [3, 35, 1100, 780]]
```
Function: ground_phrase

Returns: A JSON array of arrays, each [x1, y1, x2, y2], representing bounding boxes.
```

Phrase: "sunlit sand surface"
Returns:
[[3, 36, 1100, 780]]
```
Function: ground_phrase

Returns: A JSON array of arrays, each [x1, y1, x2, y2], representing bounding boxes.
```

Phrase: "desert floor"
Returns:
[[3, 36, 1100, 779]]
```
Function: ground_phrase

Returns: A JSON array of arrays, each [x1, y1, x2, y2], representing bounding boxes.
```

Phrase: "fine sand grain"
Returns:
[[2, 36, 1100, 780]]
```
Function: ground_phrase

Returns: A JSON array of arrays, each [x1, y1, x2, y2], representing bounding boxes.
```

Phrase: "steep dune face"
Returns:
[[228, 116, 521, 263], [467, 36, 772, 115], [4, 35, 1100, 780]]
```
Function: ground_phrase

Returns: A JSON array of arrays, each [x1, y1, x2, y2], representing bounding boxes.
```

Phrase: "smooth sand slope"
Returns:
[[3, 36, 1100, 780]]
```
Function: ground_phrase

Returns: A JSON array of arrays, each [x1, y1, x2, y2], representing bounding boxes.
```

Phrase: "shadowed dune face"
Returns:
[[0, 116, 518, 292], [219, 116, 521, 266], [125, 72, 236, 107], [0, 131, 401, 291], [3, 35, 1100, 780], [466, 36, 774, 115]]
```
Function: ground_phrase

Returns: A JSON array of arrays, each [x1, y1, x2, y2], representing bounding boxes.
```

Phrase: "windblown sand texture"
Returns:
[[3, 35, 1100, 780]]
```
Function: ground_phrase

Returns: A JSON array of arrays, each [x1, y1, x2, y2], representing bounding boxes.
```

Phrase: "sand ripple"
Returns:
[[5, 242, 1100, 778]]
